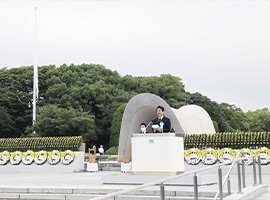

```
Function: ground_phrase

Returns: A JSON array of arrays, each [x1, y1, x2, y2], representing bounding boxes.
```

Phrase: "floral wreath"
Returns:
[[255, 147, 270, 165], [22, 150, 35, 165], [184, 148, 201, 165], [47, 150, 61, 165], [201, 148, 218, 165], [10, 151, 23, 165], [34, 150, 48, 165], [61, 150, 75, 165], [0, 151, 10, 165], [218, 148, 236, 164], [239, 148, 254, 165]]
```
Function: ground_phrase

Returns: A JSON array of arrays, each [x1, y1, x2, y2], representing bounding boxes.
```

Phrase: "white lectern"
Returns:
[[131, 133, 185, 176]]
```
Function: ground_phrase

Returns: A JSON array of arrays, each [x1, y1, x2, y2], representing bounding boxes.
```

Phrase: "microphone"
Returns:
[[145, 120, 153, 129]]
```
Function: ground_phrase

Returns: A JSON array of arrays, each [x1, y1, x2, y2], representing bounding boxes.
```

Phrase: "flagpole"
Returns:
[[33, 7, 38, 133]]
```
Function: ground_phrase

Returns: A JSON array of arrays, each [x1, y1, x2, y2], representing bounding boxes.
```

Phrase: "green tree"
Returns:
[[0, 106, 15, 137], [110, 103, 127, 147], [0, 67, 33, 137], [246, 108, 270, 133], [219, 103, 246, 132], [120, 74, 188, 108], [187, 92, 246, 132], [32, 104, 97, 142], [40, 64, 133, 149]]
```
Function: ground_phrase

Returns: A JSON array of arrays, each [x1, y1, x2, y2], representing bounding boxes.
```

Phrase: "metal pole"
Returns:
[[253, 157, 257, 185], [160, 183, 165, 200], [218, 167, 223, 200], [33, 7, 38, 133], [241, 159, 246, 188], [237, 161, 242, 194], [194, 173, 199, 200], [227, 175, 231, 195], [257, 155, 262, 184]]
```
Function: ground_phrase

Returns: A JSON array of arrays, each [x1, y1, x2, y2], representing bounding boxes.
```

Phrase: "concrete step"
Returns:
[[0, 188, 225, 200], [0, 193, 218, 200], [100, 166, 121, 171], [84, 161, 121, 172]]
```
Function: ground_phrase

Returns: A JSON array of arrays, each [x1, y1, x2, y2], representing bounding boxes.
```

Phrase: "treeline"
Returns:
[[0, 64, 270, 150]]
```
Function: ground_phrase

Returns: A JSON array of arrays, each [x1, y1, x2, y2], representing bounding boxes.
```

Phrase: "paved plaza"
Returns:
[[0, 166, 269, 200]]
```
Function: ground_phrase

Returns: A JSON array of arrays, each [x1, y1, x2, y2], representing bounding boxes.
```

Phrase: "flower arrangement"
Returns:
[[0, 151, 10, 165], [255, 147, 270, 165], [10, 151, 23, 165], [22, 150, 35, 165], [61, 150, 75, 165], [239, 148, 254, 165], [201, 148, 218, 165], [218, 148, 236, 164], [184, 148, 201, 165], [34, 150, 48, 165], [0, 149, 76, 166], [47, 150, 61, 165]]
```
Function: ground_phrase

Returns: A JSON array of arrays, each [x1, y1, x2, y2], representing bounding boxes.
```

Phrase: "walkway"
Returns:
[[0, 169, 269, 199]]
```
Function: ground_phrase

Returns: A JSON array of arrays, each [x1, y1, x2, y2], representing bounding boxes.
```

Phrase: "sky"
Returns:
[[0, 1, 270, 112]]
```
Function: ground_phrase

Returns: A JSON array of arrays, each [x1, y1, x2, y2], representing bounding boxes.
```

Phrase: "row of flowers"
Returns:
[[0, 136, 82, 152], [0, 150, 75, 165], [184, 147, 270, 165], [184, 132, 270, 150]]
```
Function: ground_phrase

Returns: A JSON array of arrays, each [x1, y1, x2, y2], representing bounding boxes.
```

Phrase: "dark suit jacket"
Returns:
[[152, 116, 171, 133]]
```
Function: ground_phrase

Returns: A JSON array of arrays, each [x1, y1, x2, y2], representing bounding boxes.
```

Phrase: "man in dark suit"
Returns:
[[152, 106, 171, 133]]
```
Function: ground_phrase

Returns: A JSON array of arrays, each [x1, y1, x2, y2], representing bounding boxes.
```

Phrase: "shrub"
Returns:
[[105, 146, 118, 155], [109, 103, 126, 147]]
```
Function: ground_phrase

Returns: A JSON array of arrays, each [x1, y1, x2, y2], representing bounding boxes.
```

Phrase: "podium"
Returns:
[[131, 133, 185, 176]]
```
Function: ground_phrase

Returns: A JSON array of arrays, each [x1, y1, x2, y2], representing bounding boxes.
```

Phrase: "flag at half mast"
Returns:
[[33, 7, 38, 127]]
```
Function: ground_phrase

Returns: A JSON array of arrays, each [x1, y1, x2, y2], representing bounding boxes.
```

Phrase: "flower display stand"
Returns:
[[86, 147, 98, 172], [121, 148, 132, 173]]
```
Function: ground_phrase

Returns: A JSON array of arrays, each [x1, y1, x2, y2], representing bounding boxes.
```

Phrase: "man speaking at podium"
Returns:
[[152, 106, 171, 133]]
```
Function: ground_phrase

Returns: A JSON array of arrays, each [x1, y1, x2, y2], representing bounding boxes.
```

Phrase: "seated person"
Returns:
[[152, 105, 171, 133]]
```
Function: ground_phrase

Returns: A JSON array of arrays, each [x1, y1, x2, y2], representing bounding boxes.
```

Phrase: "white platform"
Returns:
[[131, 133, 185, 176], [121, 162, 132, 173], [86, 162, 98, 172]]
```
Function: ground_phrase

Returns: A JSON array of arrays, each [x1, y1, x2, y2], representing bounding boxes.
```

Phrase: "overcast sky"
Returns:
[[1, 1, 269, 112]]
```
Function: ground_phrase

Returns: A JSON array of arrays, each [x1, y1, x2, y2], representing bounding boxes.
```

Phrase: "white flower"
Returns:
[[10, 151, 23, 165], [202, 148, 218, 165], [34, 150, 47, 165], [184, 148, 201, 165], [0, 151, 10, 165], [61, 150, 75, 165], [22, 150, 35, 165], [47, 150, 61, 165]]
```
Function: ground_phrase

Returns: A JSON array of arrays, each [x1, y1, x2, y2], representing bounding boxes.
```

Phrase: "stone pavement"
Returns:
[[0, 169, 269, 200]]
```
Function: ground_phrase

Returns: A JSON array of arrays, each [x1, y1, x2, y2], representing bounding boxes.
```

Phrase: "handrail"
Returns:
[[213, 151, 242, 200], [89, 155, 262, 200]]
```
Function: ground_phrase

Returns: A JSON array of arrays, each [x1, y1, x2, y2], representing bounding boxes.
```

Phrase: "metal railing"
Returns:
[[90, 155, 263, 200], [213, 151, 242, 200]]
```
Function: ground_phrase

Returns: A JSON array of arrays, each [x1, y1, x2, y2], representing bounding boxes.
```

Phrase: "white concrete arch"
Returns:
[[117, 93, 184, 161], [173, 105, 216, 134], [117, 93, 215, 161]]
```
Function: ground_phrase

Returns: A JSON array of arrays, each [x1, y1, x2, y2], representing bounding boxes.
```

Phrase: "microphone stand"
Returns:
[[144, 121, 152, 134], [146, 121, 152, 129]]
